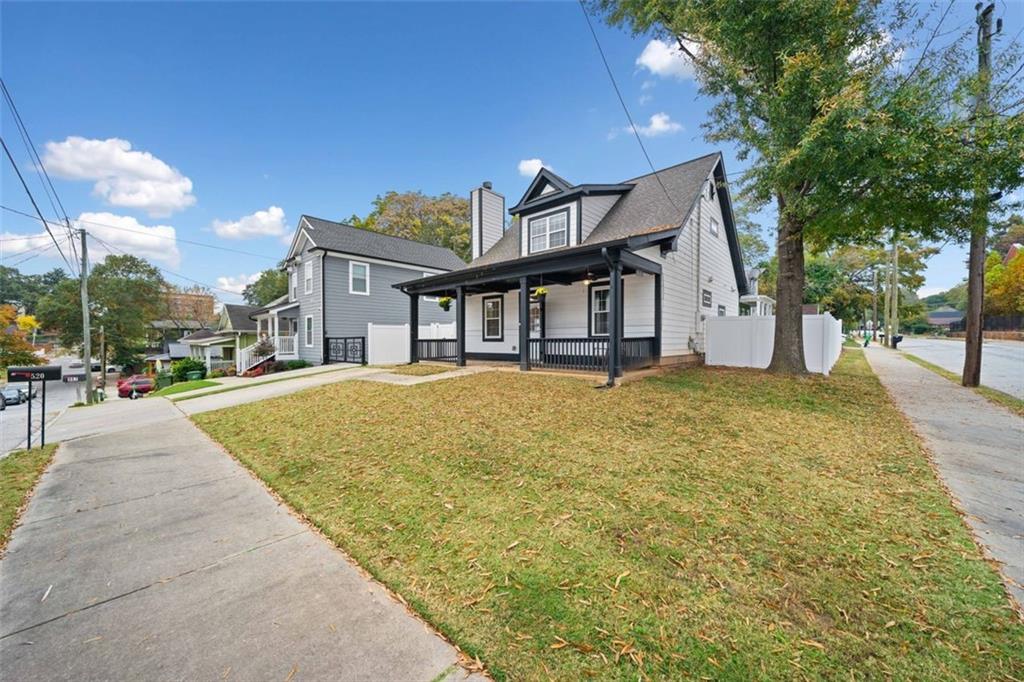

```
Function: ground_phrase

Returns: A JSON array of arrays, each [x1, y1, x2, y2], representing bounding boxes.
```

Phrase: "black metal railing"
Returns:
[[417, 338, 457, 362], [325, 336, 366, 364], [621, 337, 656, 370], [527, 337, 656, 372]]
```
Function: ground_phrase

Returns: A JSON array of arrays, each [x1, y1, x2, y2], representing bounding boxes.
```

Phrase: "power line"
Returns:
[[87, 231, 250, 298], [4, 232, 72, 267], [0, 78, 79, 272], [0, 205, 278, 261], [0, 135, 76, 273], [577, 0, 682, 215]]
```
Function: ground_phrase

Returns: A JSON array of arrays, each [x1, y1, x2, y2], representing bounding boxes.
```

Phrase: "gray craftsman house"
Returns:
[[396, 152, 748, 385], [247, 216, 463, 370]]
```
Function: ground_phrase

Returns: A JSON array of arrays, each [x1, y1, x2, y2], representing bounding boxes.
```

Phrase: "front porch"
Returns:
[[252, 303, 300, 364], [398, 244, 662, 385]]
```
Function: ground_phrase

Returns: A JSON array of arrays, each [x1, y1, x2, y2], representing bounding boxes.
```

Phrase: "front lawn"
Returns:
[[194, 353, 1023, 680], [1, 444, 57, 551], [152, 379, 218, 397]]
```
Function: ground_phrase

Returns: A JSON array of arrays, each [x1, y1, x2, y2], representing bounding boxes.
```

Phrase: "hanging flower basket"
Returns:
[[532, 287, 549, 301], [438, 296, 453, 312]]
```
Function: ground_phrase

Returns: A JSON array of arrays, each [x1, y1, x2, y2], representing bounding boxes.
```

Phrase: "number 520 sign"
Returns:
[[6, 365, 63, 382]]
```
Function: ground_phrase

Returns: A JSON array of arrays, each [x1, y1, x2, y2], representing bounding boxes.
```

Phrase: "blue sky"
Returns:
[[0, 1, 1010, 300]]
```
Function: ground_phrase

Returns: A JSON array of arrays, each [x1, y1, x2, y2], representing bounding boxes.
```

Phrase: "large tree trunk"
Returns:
[[768, 197, 807, 374]]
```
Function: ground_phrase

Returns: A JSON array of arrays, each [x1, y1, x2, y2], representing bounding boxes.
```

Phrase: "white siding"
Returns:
[[465, 292, 521, 356], [635, 173, 741, 359], [580, 195, 619, 241], [519, 201, 579, 257]]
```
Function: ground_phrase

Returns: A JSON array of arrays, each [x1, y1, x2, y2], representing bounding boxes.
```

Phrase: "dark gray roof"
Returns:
[[179, 328, 217, 343], [473, 153, 720, 268], [300, 216, 466, 271], [222, 304, 258, 332]]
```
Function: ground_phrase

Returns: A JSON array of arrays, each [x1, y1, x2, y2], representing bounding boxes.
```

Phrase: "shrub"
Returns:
[[170, 357, 207, 382], [285, 360, 310, 370], [269, 360, 288, 373], [209, 368, 227, 378]]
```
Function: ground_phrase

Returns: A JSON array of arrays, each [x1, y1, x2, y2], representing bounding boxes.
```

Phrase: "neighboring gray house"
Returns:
[[250, 216, 464, 367], [180, 304, 260, 373], [396, 152, 748, 385]]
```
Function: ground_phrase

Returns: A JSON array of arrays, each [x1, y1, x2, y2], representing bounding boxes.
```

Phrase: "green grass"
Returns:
[[171, 365, 360, 402], [843, 337, 862, 348], [902, 352, 1024, 418], [1, 444, 57, 551], [152, 379, 218, 397], [194, 353, 1024, 680]]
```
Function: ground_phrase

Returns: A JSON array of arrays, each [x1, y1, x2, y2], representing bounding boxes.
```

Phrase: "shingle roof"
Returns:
[[299, 216, 466, 271], [472, 153, 721, 268], [222, 304, 258, 332], [179, 328, 218, 343]]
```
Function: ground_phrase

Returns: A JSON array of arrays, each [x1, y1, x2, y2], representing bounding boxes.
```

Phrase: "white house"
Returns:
[[396, 152, 749, 385]]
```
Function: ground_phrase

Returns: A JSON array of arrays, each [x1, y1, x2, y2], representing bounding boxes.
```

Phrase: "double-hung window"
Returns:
[[303, 260, 313, 294], [528, 211, 568, 253], [290, 270, 297, 300], [349, 261, 369, 295], [304, 315, 314, 347], [590, 286, 610, 336], [709, 217, 720, 237], [482, 296, 503, 341]]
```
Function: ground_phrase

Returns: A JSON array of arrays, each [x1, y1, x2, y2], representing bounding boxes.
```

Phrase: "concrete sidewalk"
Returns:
[[864, 346, 1024, 609], [0, 418, 481, 681]]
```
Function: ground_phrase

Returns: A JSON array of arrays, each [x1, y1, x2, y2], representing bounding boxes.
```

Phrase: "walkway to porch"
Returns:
[[397, 242, 664, 386]]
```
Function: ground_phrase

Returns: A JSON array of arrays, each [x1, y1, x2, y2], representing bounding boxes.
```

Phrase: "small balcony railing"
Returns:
[[274, 334, 297, 356]]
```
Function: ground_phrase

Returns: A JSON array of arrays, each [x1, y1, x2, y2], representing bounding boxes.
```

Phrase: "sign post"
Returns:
[[7, 365, 62, 450]]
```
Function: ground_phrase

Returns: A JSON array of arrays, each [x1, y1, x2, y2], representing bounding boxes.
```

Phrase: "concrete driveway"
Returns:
[[897, 337, 1024, 399], [1, 367, 485, 681]]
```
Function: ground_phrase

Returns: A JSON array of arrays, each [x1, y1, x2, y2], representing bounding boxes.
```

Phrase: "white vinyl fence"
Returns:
[[705, 313, 843, 375], [366, 322, 457, 365]]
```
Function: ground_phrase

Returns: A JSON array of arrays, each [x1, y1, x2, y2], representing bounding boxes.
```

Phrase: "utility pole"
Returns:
[[872, 267, 879, 340], [99, 325, 106, 395], [963, 2, 1000, 386], [889, 234, 900, 348], [79, 228, 93, 404]]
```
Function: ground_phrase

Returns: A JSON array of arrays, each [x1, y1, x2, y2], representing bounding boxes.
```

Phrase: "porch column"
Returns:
[[408, 292, 419, 363], [653, 272, 662, 362], [518, 276, 529, 371], [455, 286, 466, 367], [608, 258, 623, 383]]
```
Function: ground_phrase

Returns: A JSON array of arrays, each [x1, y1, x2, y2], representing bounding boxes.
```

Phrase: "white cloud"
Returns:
[[216, 272, 260, 295], [636, 38, 700, 80], [517, 158, 548, 177], [280, 229, 296, 246], [212, 206, 287, 240], [610, 112, 683, 140], [639, 93, 653, 105], [0, 231, 56, 258], [42, 137, 196, 217], [75, 212, 181, 268]]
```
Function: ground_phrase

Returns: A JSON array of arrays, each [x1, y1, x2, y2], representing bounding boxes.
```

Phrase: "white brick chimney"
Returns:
[[470, 181, 504, 260]]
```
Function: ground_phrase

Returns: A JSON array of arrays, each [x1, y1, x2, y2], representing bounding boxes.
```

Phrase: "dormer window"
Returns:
[[528, 210, 568, 253]]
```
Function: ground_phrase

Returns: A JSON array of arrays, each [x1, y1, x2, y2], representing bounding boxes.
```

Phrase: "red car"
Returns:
[[118, 375, 155, 399]]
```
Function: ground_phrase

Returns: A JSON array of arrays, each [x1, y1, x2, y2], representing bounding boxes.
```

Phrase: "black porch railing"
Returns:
[[325, 336, 366, 364], [417, 338, 457, 362], [621, 337, 657, 370], [527, 337, 656, 372]]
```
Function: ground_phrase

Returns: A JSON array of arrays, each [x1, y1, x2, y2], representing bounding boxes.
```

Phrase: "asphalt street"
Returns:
[[0, 356, 94, 456], [897, 337, 1024, 399]]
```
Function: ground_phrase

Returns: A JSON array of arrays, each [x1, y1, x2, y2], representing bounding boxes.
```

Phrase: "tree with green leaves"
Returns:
[[347, 190, 471, 262], [733, 199, 770, 268], [242, 267, 288, 306], [37, 254, 166, 368], [0, 266, 69, 314], [597, 0, 1023, 374]]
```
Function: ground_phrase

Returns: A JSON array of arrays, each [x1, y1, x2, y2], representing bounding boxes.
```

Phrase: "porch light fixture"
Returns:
[[582, 269, 593, 287]]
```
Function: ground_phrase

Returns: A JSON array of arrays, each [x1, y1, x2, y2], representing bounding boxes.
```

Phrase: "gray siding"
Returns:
[[322, 255, 454, 341], [292, 248, 323, 364]]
